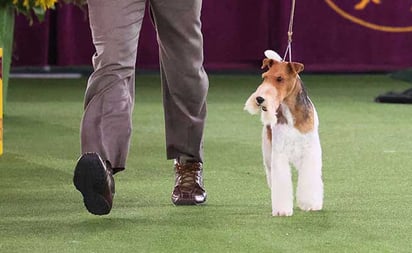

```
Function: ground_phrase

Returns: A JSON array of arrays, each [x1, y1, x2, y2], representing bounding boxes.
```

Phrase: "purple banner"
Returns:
[[12, 0, 412, 72], [291, 0, 412, 71]]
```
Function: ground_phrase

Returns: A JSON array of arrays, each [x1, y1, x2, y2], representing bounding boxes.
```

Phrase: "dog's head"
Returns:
[[244, 58, 304, 125]]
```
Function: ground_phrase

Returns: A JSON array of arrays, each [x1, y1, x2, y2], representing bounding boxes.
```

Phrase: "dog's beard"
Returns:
[[244, 94, 260, 115], [260, 97, 278, 126], [244, 95, 278, 126]]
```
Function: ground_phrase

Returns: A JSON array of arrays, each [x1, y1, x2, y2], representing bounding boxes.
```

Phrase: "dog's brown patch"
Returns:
[[257, 60, 314, 133], [261, 58, 275, 69], [266, 125, 272, 143], [276, 106, 288, 125], [265, 61, 313, 133], [284, 79, 314, 133]]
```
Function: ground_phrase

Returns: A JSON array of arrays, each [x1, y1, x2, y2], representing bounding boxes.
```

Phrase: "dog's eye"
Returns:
[[276, 76, 283, 82]]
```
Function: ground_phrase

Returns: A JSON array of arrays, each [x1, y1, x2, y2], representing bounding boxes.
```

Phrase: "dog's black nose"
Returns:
[[256, 96, 265, 105]]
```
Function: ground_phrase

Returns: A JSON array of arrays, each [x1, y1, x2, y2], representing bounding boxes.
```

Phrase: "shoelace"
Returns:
[[176, 163, 201, 191]]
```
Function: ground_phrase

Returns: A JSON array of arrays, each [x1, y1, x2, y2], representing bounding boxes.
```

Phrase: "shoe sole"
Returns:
[[73, 153, 111, 215], [172, 194, 207, 206], [172, 200, 206, 205]]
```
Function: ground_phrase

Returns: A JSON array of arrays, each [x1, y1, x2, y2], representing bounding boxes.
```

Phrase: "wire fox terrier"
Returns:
[[244, 51, 323, 216]]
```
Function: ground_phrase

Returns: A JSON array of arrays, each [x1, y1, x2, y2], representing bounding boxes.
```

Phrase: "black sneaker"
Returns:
[[73, 153, 115, 215]]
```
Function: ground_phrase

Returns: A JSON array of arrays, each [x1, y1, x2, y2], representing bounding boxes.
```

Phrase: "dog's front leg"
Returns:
[[296, 140, 323, 212], [270, 153, 293, 216], [262, 125, 272, 188]]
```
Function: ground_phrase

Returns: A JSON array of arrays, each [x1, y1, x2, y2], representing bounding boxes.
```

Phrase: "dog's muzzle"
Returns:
[[256, 96, 267, 111]]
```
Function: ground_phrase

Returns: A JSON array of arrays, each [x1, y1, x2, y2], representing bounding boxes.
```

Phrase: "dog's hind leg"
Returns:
[[270, 153, 294, 216], [262, 125, 272, 188], [295, 142, 323, 211]]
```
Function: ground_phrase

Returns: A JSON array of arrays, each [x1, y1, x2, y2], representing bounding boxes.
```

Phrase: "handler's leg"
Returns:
[[74, 0, 146, 215], [150, 0, 209, 205], [82, 0, 146, 172], [150, 0, 208, 162]]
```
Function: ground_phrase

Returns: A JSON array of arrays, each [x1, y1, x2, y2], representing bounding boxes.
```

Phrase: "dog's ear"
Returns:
[[261, 58, 274, 70], [288, 62, 304, 74]]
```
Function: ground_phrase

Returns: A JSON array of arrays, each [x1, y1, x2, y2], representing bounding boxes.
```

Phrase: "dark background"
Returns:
[[12, 0, 412, 72]]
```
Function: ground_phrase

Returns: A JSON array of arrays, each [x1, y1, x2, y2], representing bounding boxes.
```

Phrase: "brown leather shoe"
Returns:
[[73, 153, 115, 215], [171, 160, 207, 205]]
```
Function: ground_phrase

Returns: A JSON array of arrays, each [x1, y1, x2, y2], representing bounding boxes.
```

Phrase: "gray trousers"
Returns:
[[81, 0, 209, 172]]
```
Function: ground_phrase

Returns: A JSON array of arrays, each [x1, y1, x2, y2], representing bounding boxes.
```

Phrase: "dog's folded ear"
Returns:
[[261, 58, 274, 70], [288, 62, 304, 74]]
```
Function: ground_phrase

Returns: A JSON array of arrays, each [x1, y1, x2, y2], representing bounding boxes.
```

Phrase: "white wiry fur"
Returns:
[[261, 104, 323, 216]]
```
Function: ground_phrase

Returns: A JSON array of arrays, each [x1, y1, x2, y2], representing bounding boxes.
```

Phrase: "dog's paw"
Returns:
[[297, 201, 323, 212], [272, 209, 293, 217]]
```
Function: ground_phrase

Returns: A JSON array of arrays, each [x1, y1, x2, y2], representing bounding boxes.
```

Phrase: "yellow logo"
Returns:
[[325, 0, 412, 32], [354, 0, 381, 10]]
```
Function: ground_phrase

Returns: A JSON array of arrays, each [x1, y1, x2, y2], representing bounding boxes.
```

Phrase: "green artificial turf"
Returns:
[[1, 73, 412, 252]]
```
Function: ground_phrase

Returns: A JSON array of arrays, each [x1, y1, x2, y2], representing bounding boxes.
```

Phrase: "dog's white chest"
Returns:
[[270, 106, 318, 159], [272, 124, 308, 155]]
